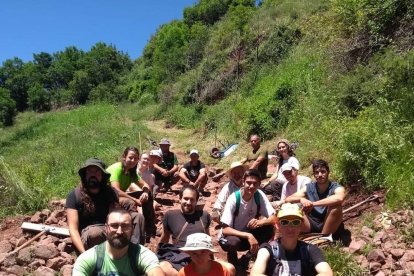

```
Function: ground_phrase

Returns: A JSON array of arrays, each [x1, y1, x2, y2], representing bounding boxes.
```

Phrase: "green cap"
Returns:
[[78, 158, 111, 181]]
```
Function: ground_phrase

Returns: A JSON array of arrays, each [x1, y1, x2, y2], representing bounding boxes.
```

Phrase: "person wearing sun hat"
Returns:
[[251, 203, 333, 276], [153, 138, 179, 192], [211, 161, 247, 222], [178, 233, 234, 276]]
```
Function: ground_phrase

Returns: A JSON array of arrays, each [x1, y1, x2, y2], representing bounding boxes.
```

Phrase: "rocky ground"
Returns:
[[0, 165, 413, 275]]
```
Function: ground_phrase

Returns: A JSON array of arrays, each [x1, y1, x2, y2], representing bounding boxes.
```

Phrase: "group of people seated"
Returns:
[[68, 136, 344, 275]]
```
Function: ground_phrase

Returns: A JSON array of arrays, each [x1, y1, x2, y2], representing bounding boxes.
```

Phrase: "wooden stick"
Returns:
[[343, 195, 378, 214]]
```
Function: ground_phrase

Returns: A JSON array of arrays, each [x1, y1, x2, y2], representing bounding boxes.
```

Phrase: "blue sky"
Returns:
[[0, 0, 198, 63]]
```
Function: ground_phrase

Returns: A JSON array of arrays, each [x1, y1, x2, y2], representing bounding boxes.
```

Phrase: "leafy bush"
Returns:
[[324, 243, 368, 275], [0, 87, 16, 126]]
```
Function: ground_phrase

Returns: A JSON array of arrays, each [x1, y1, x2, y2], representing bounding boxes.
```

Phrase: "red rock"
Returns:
[[30, 211, 46, 223], [374, 271, 386, 276], [33, 244, 59, 259], [403, 261, 414, 272], [348, 239, 366, 253], [60, 251, 75, 264], [390, 249, 405, 259], [401, 250, 414, 262], [367, 249, 386, 264], [6, 265, 26, 276], [57, 242, 66, 252], [16, 246, 33, 265], [369, 262, 382, 273], [15, 237, 27, 247], [360, 226, 374, 238], [28, 259, 46, 270], [60, 264, 73, 276], [46, 256, 68, 270], [0, 240, 13, 254], [38, 235, 59, 246], [33, 266, 56, 276]]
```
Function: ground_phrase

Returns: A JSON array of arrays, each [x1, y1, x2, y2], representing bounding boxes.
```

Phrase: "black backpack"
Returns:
[[266, 240, 315, 276], [92, 242, 142, 276]]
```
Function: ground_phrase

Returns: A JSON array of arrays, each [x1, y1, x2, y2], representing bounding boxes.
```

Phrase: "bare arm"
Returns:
[[267, 163, 280, 182], [315, 262, 334, 276], [178, 168, 191, 184], [111, 181, 141, 206], [285, 186, 307, 203], [247, 214, 277, 229], [66, 208, 85, 253], [250, 156, 265, 170], [168, 164, 178, 175], [147, 267, 165, 276], [313, 187, 346, 208], [250, 248, 270, 276]]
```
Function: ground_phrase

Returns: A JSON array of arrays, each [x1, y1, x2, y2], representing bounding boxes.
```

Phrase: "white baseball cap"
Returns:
[[189, 149, 199, 156]]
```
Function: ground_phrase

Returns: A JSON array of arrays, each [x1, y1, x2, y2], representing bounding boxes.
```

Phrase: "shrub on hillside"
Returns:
[[0, 87, 17, 127]]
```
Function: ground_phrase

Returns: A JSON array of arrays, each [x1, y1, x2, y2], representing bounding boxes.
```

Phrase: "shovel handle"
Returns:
[[12, 230, 46, 254], [343, 194, 378, 214]]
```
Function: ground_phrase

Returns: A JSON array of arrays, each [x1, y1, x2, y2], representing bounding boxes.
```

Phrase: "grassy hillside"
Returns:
[[0, 104, 155, 217]]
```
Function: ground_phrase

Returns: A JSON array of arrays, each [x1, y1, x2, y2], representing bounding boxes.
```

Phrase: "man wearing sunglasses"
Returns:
[[73, 208, 164, 276], [285, 159, 345, 235], [251, 203, 333, 275]]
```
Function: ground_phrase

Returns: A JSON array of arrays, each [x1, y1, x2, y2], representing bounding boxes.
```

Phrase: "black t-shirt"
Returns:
[[65, 187, 118, 231], [183, 161, 205, 182], [262, 240, 325, 276], [163, 209, 211, 247]]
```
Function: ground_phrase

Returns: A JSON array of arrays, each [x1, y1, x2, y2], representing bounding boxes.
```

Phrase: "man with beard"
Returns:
[[157, 185, 211, 276], [211, 161, 246, 222], [219, 169, 276, 269], [66, 158, 119, 253], [73, 208, 164, 276]]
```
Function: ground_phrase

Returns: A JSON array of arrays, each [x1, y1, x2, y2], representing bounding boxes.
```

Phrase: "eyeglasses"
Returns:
[[106, 223, 132, 231], [279, 219, 301, 226]]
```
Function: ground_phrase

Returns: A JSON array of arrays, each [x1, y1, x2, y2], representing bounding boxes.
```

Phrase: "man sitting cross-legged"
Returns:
[[73, 208, 164, 276], [250, 203, 333, 276], [179, 149, 208, 193], [285, 159, 345, 235], [219, 169, 276, 268]]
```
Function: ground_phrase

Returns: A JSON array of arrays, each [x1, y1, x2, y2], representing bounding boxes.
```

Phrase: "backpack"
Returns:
[[232, 190, 261, 227], [266, 240, 315, 276], [93, 242, 142, 276]]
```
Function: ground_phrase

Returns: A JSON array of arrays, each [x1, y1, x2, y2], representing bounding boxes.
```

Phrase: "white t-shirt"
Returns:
[[138, 168, 155, 190], [277, 156, 300, 183], [213, 179, 241, 213], [280, 175, 311, 200], [220, 189, 275, 232]]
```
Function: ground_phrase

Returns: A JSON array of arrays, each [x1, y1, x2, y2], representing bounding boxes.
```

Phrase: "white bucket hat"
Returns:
[[179, 233, 218, 253]]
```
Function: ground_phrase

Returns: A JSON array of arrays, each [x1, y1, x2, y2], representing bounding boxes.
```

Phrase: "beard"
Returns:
[[84, 176, 102, 190], [181, 203, 195, 214], [107, 233, 130, 249]]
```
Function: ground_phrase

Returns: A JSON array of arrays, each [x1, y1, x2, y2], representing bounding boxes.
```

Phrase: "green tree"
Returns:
[[0, 87, 16, 126], [27, 83, 51, 112]]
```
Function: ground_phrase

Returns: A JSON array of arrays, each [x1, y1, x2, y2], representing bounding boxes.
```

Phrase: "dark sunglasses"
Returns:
[[280, 219, 301, 226]]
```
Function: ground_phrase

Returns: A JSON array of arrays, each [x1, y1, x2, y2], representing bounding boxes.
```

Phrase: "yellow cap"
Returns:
[[277, 203, 303, 219]]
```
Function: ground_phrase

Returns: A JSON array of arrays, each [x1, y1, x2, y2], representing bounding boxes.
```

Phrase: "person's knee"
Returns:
[[81, 225, 105, 249], [219, 236, 241, 252], [160, 261, 178, 276], [218, 260, 236, 276]]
